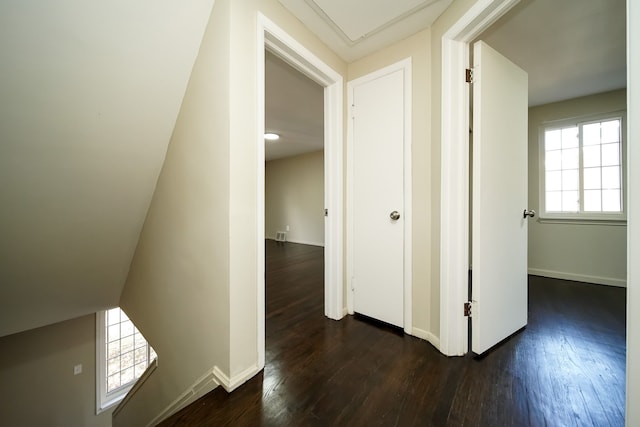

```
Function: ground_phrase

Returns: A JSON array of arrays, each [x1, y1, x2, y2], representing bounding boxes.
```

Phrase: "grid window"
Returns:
[[97, 308, 156, 412], [542, 115, 624, 219]]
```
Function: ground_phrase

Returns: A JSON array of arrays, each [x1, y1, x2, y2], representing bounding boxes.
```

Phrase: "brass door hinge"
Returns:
[[464, 301, 473, 317]]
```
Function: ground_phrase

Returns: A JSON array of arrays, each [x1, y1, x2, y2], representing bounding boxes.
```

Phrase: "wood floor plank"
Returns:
[[160, 241, 626, 426]]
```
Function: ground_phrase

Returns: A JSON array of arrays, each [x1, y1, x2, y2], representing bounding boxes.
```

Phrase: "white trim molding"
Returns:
[[112, 359, 158, 418], [257, 14, 345, 369], [212, 364, 262, 392], [412, 327, 441, 350], [529, 268, 626, 288], [145, 364, 260, 427], [439, 0, 522, 357], [626, 0, 640, 424], [346, 57, 413, 333]]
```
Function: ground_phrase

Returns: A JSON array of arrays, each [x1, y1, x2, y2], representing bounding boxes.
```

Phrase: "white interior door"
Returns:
[[350, 65, 406, 328], [472, 41, 529, 354]]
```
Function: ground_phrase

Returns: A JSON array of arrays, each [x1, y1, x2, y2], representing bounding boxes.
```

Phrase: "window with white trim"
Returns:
[[541, 112, 626, 220], [96, 308, 156, 413]]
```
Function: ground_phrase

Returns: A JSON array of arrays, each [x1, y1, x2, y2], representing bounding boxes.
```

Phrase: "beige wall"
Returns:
[[115, 0, 346, 425], [348, 28, 433, 338], [0, 315, 113, 427], [266, 151, 325, 246], [115, 1, 233, 423], [528, 89, 627, 286]]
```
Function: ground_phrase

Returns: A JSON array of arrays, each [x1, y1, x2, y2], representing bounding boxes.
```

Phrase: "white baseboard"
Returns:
[[265, 237, 324, 247], [528, 268, 626, 288], [147, 363, 260, 427], [411, 327, 440, 350], [212, 364, 261, 392], [147, 368, 220, 427]]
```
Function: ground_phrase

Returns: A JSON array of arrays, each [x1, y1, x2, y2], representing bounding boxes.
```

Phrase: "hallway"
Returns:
[[161, 240, 626, 426]]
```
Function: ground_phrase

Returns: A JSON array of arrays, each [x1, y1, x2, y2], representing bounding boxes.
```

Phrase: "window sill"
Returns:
[[537, 216, 627, 226], [97, 393, 128, 414]]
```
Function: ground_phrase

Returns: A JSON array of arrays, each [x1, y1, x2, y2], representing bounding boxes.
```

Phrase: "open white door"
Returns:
[[472, 41, 529, 355]]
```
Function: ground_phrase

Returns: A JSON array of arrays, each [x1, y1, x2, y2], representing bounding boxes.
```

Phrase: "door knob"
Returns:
[[523, 209, 536, 219], [390, 211, 401, 220]]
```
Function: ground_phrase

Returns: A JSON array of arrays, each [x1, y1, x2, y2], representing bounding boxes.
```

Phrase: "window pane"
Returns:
[[546, 171, 562, 191], [102, 308, 156, 404], [135, 347, 147, 364], [584, 190, 602, 211], [546, 192, 562, 211], [121, 350, 134, 370], [602, 166, 621, 189], [583, 123, 601, 146], [543, 117, 623, 217], [546, 150, 562, 170], [583, 145, 601, 168], [562, 169, 579, 191], [603, 189, 621, 212], [546, 129, 561, 150], [121, 320, 134, 338], [107, 357, 120, 376], [602, 143, 620, 166], [562, 148, 579, 169], [561, 127, 578, 148], [107, 373, 121, 392], [108, 324, 120, 343], [121, 335, 134, 354], [583, 167, 601, 190], [121, 367, 135, 385], [107, 309, 120, 326], [108, 340, 120, 359], [562, 191, 579, 212], [601, 119, 620, 143], [134, 332, 145, 349], [135, 362, 147, 378]]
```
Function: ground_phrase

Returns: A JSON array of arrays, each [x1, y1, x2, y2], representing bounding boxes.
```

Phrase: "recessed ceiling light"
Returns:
[[264, 133, 280, 141]]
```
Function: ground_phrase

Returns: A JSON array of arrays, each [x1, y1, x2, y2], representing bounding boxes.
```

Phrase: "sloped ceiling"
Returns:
[[0, 0, 215, 337]]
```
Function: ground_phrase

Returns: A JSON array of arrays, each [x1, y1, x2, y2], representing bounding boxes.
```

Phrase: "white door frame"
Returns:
[[439, 0, 522, 357], [257, 14, 344, 368], [440, 0, 639, 422], [346, 58, 413, 334], [627, 1, 639, 423]]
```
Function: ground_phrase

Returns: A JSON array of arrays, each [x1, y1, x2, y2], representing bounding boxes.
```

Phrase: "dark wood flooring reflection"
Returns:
[[160, 241, 626, 426]]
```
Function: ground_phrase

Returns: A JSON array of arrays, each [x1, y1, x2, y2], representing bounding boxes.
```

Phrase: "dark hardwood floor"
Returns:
[[160, 240, 626, 426]]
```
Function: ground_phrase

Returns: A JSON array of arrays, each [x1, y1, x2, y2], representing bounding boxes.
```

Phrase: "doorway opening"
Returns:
[[257, 14, 344, 369], [441, 0, 628, 356]]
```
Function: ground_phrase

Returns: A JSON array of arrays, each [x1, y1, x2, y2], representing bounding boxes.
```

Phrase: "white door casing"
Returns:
[[471, 41, 528, 354], [257, 14, 344, 370], [347, 58, 412, 332], [439, 0, 522, 357]]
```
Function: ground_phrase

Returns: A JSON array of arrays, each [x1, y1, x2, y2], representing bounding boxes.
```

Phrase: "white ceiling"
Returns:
[[0, 0, 215, 337], [477, 0, 626, 106], [271, 0, 627, 161], [277, 0, 453, 62], [265, 51, 324, 161]]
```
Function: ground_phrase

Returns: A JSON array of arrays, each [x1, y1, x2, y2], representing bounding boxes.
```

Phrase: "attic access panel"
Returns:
[[311, 0, 432, 42]]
